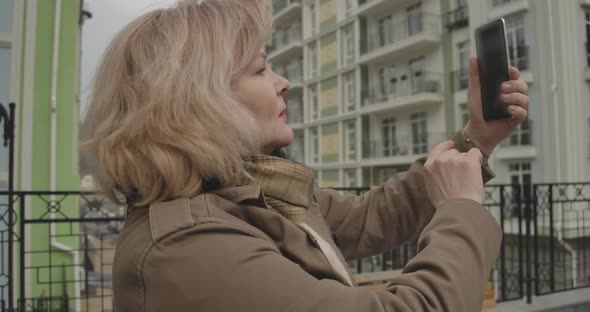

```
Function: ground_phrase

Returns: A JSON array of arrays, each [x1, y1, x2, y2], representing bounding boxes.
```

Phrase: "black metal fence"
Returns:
[[1, 191, 124, 312], [1, 183, 590, 311], [335, 183, 590, 304]]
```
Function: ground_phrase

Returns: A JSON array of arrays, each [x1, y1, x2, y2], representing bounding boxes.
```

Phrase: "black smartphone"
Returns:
[[475, 18, 512, 121]]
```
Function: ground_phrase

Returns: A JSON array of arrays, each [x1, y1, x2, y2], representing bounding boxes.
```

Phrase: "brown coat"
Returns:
[[113, 133, 502, 312]]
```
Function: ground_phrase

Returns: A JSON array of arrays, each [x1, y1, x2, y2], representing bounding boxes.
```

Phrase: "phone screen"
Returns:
[[476, 19, 511, 121]]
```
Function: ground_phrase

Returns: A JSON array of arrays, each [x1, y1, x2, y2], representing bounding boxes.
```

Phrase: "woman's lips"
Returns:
[[279, 112, 288, 120]]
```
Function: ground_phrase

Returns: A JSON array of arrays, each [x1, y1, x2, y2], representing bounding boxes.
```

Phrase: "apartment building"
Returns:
[[269, 0, 590, 187]]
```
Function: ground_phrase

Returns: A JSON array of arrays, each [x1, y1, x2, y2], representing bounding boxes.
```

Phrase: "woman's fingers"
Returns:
[[501, 92, 529, 111], [509, 66, 520, 80], [501, 80, 528, 95], [507, 105, 528, 127]]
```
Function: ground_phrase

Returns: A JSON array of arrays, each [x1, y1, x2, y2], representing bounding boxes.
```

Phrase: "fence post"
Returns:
[[499, 185, 507, 301], [525, 183, 532, 304]]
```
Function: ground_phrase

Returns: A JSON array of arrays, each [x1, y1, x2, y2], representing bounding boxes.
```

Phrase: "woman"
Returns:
[[82, 0, 529, 311]]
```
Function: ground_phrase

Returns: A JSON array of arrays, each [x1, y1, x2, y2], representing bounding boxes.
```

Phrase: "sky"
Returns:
[[80, 0, 177, 116]]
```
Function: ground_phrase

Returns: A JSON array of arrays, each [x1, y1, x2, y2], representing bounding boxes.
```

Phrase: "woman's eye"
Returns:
[[257, 67, 267, 75]]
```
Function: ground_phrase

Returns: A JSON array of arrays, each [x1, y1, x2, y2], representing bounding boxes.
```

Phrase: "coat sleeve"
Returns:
[[314, 130, 496, 260], [142, 199, 502, 312]]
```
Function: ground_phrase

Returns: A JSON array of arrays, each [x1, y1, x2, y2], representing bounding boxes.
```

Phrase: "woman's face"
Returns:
[[235, 49, 293, 154]]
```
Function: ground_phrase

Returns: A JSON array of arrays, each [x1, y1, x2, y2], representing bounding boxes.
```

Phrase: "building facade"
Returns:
[[270, 0, 590, 188], [0, 0, 84, 307]]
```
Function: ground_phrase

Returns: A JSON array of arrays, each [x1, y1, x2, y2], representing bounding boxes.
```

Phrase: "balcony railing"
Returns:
[[451, 68, 469, 91], [445, 5, 469, 30], [501, 119, 532, 147], [286, 100, 303, 124], [272, 0, 301, 14], [267, 24, 302, 54], [362, 132, 447, 159], [586, 42, 590, 67], [275, 61, 303, 86], [333, 183, 590, 304], [361, 72, 441, 107], [492, 0, 517, 7], [362, 13, 440, 55]]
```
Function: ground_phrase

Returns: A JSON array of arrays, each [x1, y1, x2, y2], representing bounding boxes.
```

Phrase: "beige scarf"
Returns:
[[242, 155, 315, 224]]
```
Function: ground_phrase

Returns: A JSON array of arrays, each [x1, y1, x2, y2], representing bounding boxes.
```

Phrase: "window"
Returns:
[[308, 84, 319, 120], [492, 0, 513, 7], [411, 112, 428, 154], [457, 41, 470, 90], [342, 72, 356, 112], [505, 16, 527, 70], [341, 25, 355, 66], [309, 42, 318, 78], [379, 65, 396, 99], [287, 131, 304, 163], [344, 0, 353, 17], [309, 3, 318, 35], [586, 11, 590, 67], [0, 47, 11, 105], [382, 117, 397, 157], [457, 0, 467, 8], [376, 167, 398, 185], [343, 169, 357, 187], [460, 104, 469, 128], [507, 162, 532, 218], [407, 2, 423, 36], [287, 98, 303, 124], [0, 0, 13, 33], [409, 57, 425, 93], [377, 16, 394, 48], [343, 121, 356, 161], [508, 118, 532, 146], [309, 127, 319, 163]]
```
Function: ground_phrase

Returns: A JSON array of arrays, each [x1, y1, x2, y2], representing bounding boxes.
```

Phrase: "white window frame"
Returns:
[[309, 84, 319, 120], [409, 57, 425, 93], [585, 10, 590, 67], [457, 41, 470, 90], [505, 16, 526, 69], [309, 127, 320, 164], [341, 25, 355, 66], [377, 16, 394, 48], [343, 169, 357, 187], [382, 117, 397, 157], [309, 42, 318, 79], [342, 72, 356, 112], [407, 2, 423, 36], [309, 3, 318, 35], [343, 121, 356, 161], [460, 103, 469, 128], [411, 112, 428, 154]]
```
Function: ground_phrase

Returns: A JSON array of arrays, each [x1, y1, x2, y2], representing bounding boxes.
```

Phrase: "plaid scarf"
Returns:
[[242, 155, 315, 224]]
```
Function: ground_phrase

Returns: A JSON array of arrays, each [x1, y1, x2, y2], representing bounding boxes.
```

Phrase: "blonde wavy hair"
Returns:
[[81, 0, 273, 206]]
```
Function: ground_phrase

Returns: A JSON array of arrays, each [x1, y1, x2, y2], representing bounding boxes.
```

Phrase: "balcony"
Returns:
[[586, 42, 590, 81], [361, 132, 447, 164], [272, 0, 301, 24], [357, 0, 413, 17], [267, 24, 303, 62], [451, 69, 469, 92], [285, 99, 304, 125], [359, 13, 441, 64], [489, 0, 529, 20], [360, 72, 443, 115], [445, 5, 469, 31], [275, 60, 303, 91]]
